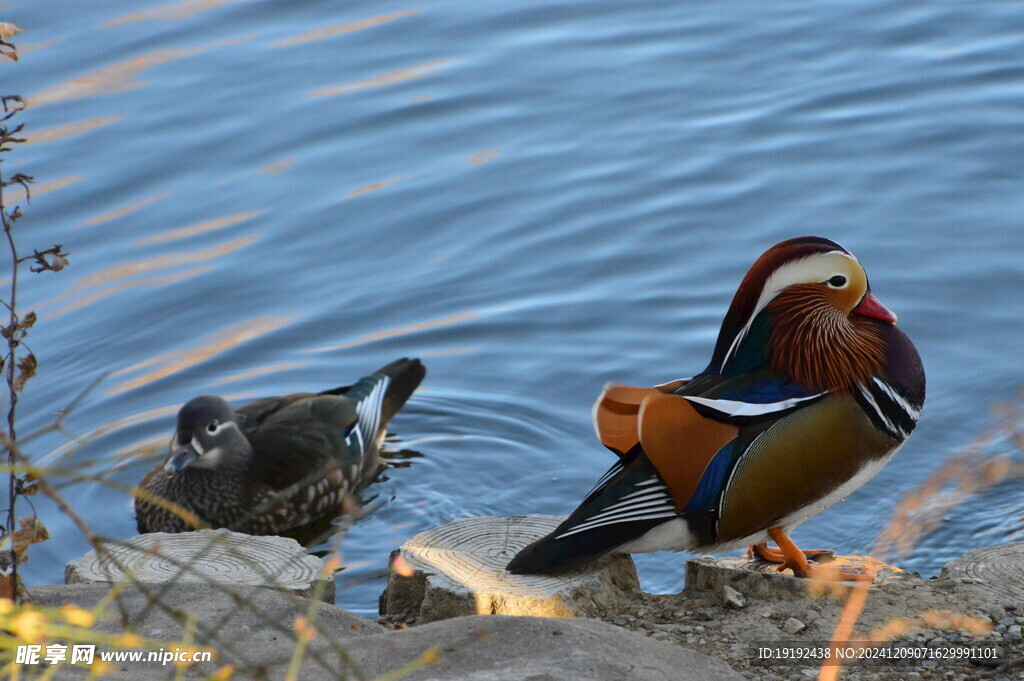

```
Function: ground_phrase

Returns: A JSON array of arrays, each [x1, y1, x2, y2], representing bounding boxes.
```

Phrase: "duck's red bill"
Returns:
[[853, 291, 897, 323]]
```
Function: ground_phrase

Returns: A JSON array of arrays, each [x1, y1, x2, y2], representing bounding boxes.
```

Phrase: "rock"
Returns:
[[684, 554, 910, 601], [782, 617, 806, 634], [65, 530, 334, 602], [379, 515, 641, 624], [723, 585, 745, 609], [28, 583, 744, 680], [941, 541, 1024, 603]]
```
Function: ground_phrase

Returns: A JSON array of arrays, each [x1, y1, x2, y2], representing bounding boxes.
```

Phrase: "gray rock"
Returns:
[[782, 617, 806, 634], [723, 585, 745, 609], [33, 584, 743, 681]]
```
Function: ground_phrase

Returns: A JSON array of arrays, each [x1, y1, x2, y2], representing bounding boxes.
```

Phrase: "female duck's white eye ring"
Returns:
[[207, 420, 219, 433], [826, 275, 848, 288]]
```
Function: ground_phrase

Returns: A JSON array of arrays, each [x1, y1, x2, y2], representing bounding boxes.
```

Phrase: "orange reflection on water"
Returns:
[[134, 211, 262, 245], [212, 362, 309, 386], [272, 8, 420, 48], [348, 176, 410, 198], [17, 39, 60, 57], [41, 402, 181, 465], [4, 175, 83, 202], [470, 149, 500, 166], [26, 40, 243, 108], [309, 311, 478, 352], [423, 348, 473, 356], [35, 236, 255, 316], [23, 116, 123, 145], [102, 0, 253, 27], [76, 235, 256, 289], [311, 59, 459, 98], [44, 266, 213, 318], [108, 316, 294, 396], [77, 190, 177, 228], [255, 157, 295, 175]]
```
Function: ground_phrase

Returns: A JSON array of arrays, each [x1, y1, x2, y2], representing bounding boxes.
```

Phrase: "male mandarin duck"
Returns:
[[135, 358, 425, 536], [507, 237, 924, 578]]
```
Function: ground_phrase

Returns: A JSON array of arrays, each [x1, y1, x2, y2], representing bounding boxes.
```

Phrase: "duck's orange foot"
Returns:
[[761, 528, 871, 581], [748, 542, 835, 564]]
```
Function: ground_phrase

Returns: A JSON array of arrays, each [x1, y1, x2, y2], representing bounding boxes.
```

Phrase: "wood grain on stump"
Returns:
[[685, 554, 910, 603], [942, 541, 1024, 604], [380, 515, 641, 624], [66, 530, 334, 602]]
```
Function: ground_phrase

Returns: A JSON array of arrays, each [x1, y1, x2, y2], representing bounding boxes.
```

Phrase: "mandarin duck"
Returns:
[[507, 237, 924, 578], [135, 358, 425, 537]]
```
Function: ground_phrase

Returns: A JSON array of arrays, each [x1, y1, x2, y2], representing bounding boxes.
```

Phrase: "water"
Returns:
[[2, 1, 1022, 617]]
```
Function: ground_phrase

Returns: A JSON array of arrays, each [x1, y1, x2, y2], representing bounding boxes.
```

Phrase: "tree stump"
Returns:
[[685, 553, 911, 603], [66, 530, 335, 602], [380, 515, 641, 624], [942, 541, 1024, 604]]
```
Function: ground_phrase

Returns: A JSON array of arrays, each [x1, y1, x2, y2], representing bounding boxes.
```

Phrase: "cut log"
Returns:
[[380, 515, 641, 624], [66, 530, 334, 602], [942, 541, 1024, 604], [685, 553, 911, 603]]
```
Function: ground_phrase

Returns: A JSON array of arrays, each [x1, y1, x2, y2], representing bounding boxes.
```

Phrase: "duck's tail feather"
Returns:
[[507, 451, 677, 575], [374, 357, 426, 425], [328, 358, 425, 442]]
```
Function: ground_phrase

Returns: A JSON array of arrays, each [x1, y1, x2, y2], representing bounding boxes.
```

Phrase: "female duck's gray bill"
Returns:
[[164, 442, 199, 475]]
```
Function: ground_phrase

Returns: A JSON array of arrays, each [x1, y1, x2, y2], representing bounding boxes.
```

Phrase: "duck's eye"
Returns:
[[206, 420, 219, 433], [827, 275, 847, 288]]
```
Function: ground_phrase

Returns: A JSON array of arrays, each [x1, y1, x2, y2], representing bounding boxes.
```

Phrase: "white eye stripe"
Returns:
[[206, 421, 239, 437], [724, 250, 858, 365], [190, 437, 205, 455]]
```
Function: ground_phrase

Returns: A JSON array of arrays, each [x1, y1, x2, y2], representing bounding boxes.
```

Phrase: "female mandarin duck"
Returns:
[[507, 237, 924, 578], [135, 358, 425, 537]]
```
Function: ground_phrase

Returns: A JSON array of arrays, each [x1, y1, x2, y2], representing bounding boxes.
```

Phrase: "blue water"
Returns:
[[2, 1, 1022, 616]]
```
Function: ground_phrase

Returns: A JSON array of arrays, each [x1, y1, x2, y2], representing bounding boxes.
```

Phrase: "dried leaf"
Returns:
[[0, 572, 14, 600], [391, 554, 415, 578], [11, 516, 49, 560], [0, 22, 23, 41], [16, 473, 38, 496], [13, 353, 36, 392]]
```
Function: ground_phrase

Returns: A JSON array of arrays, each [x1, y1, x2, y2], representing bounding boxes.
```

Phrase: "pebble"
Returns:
[[1007, 624, 1022, 641], [959, 577, 974, 584], [799, 669, 817, 678], [671, 609, 688, 619], [693, 611, 713, 621], [636, 608, 648, 618], [723, 585, 745, 609], [782, 617, 806, 634], [803, 609, 819, 623], [612, 618, 627, 626]]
